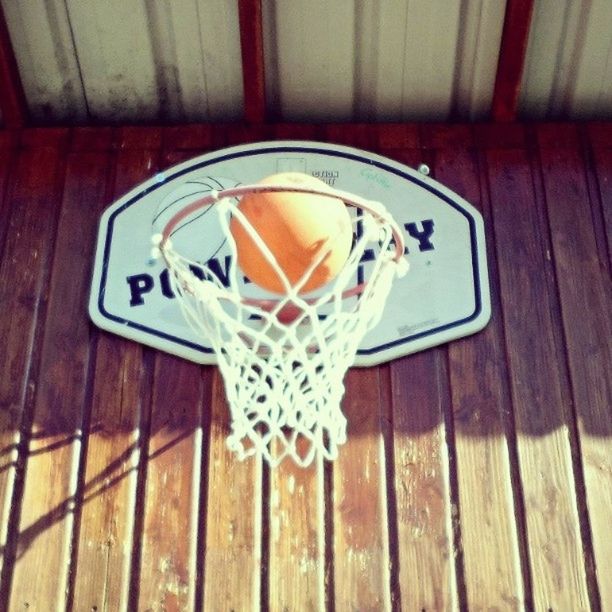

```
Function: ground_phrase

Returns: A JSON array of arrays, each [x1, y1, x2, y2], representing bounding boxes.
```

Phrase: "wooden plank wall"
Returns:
[[0, 123, 609, 610]]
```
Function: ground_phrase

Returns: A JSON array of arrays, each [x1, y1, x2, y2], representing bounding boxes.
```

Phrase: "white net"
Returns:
[[153, 185, 408, 467]]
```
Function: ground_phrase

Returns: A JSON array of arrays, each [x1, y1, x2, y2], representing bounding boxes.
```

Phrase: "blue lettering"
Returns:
[[126, 273, 154, 306], [405, 220, 435, 251]]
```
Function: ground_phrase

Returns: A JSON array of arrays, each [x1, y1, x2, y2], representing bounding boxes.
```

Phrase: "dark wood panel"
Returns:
[[537, 124, 611, 610], [5, 128, 106, 609], [0, 122, 608, 611], [485, 126, 590, 609], [70, 128, 161, 611], [433, 125, 527, 610], [0, 131, 17, 254], [0, 129, 68, 608], [381, 135, 458, 611], [588, 124, 612, 273]]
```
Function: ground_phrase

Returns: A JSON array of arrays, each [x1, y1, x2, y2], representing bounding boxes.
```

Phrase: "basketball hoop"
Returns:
[[151, 182, 408, 467]]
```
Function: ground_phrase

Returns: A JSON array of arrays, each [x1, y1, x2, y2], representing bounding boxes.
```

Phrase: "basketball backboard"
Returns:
[[89, 141, 491, 366]]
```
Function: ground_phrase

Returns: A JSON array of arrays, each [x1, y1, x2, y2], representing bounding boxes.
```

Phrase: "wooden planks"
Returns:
[[379, 129, 458, 610], [4, 128, 106, 609], [137, 354, 206, 610], [0, 121, 608, 611], [538, 124, 612, 609], [70, 128, 161, 611], [199, 127, 263, 611], [268, 448, 325, 611], [588, 123, 612, 277], [0, 129, 68, 607], [428, 124, 525, 609], [332, 368, 391, 611], [0, 130, 16, 251], [484, 124, 591, 610], [202, 373, 263, 610], [323, 125, 392, 611], [135, 128, 217, 611]]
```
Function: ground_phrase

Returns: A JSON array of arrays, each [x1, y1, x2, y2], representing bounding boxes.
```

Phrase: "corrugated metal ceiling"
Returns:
[[1, 0, 611, 124]]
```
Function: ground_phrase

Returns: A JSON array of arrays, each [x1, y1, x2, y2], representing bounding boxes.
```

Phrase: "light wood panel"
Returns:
[[202, 373, 263, 611], [332, 368, 392, 611]]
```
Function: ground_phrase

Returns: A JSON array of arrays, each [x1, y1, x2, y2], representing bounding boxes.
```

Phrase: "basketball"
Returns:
[[230, 172, 353, 294]]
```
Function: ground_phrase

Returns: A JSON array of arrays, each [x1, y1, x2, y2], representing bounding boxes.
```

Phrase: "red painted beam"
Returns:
[[238, 0, 266, 124], [0, 2, 27, 128], [491, 0, 535, 122]]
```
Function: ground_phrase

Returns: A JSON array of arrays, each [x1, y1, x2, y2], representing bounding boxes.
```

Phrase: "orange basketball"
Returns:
[[230, 172, 353, 294]]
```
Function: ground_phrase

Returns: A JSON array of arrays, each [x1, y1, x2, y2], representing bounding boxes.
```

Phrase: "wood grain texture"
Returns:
[[199, 124, 264, 612], [0, 130, 16, 257], [0, 121, 607, 611], [0, 130, 68, 606], [485, 128, 590, 610], [589, 124, 612, 272], [268, 450, 325, 611], [433, 125, 526, 609], [321, 125, 391, 611], [0, 130, 66, 606], [202, 372, 262, 611], [378, 136, 457, 611], [389, 350, 457, 610], [332, 368, 391, 611], [537, 124, 611, 609], [6, 128, 105, 610], [70, 128, 161, 611], [137, 354, 206, 611]]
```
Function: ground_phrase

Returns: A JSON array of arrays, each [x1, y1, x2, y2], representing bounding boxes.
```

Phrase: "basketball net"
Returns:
[[153, 184, 408, 467]]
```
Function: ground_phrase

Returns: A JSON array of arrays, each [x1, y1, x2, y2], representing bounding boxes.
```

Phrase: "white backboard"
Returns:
[[89, 141, 491, 366]]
